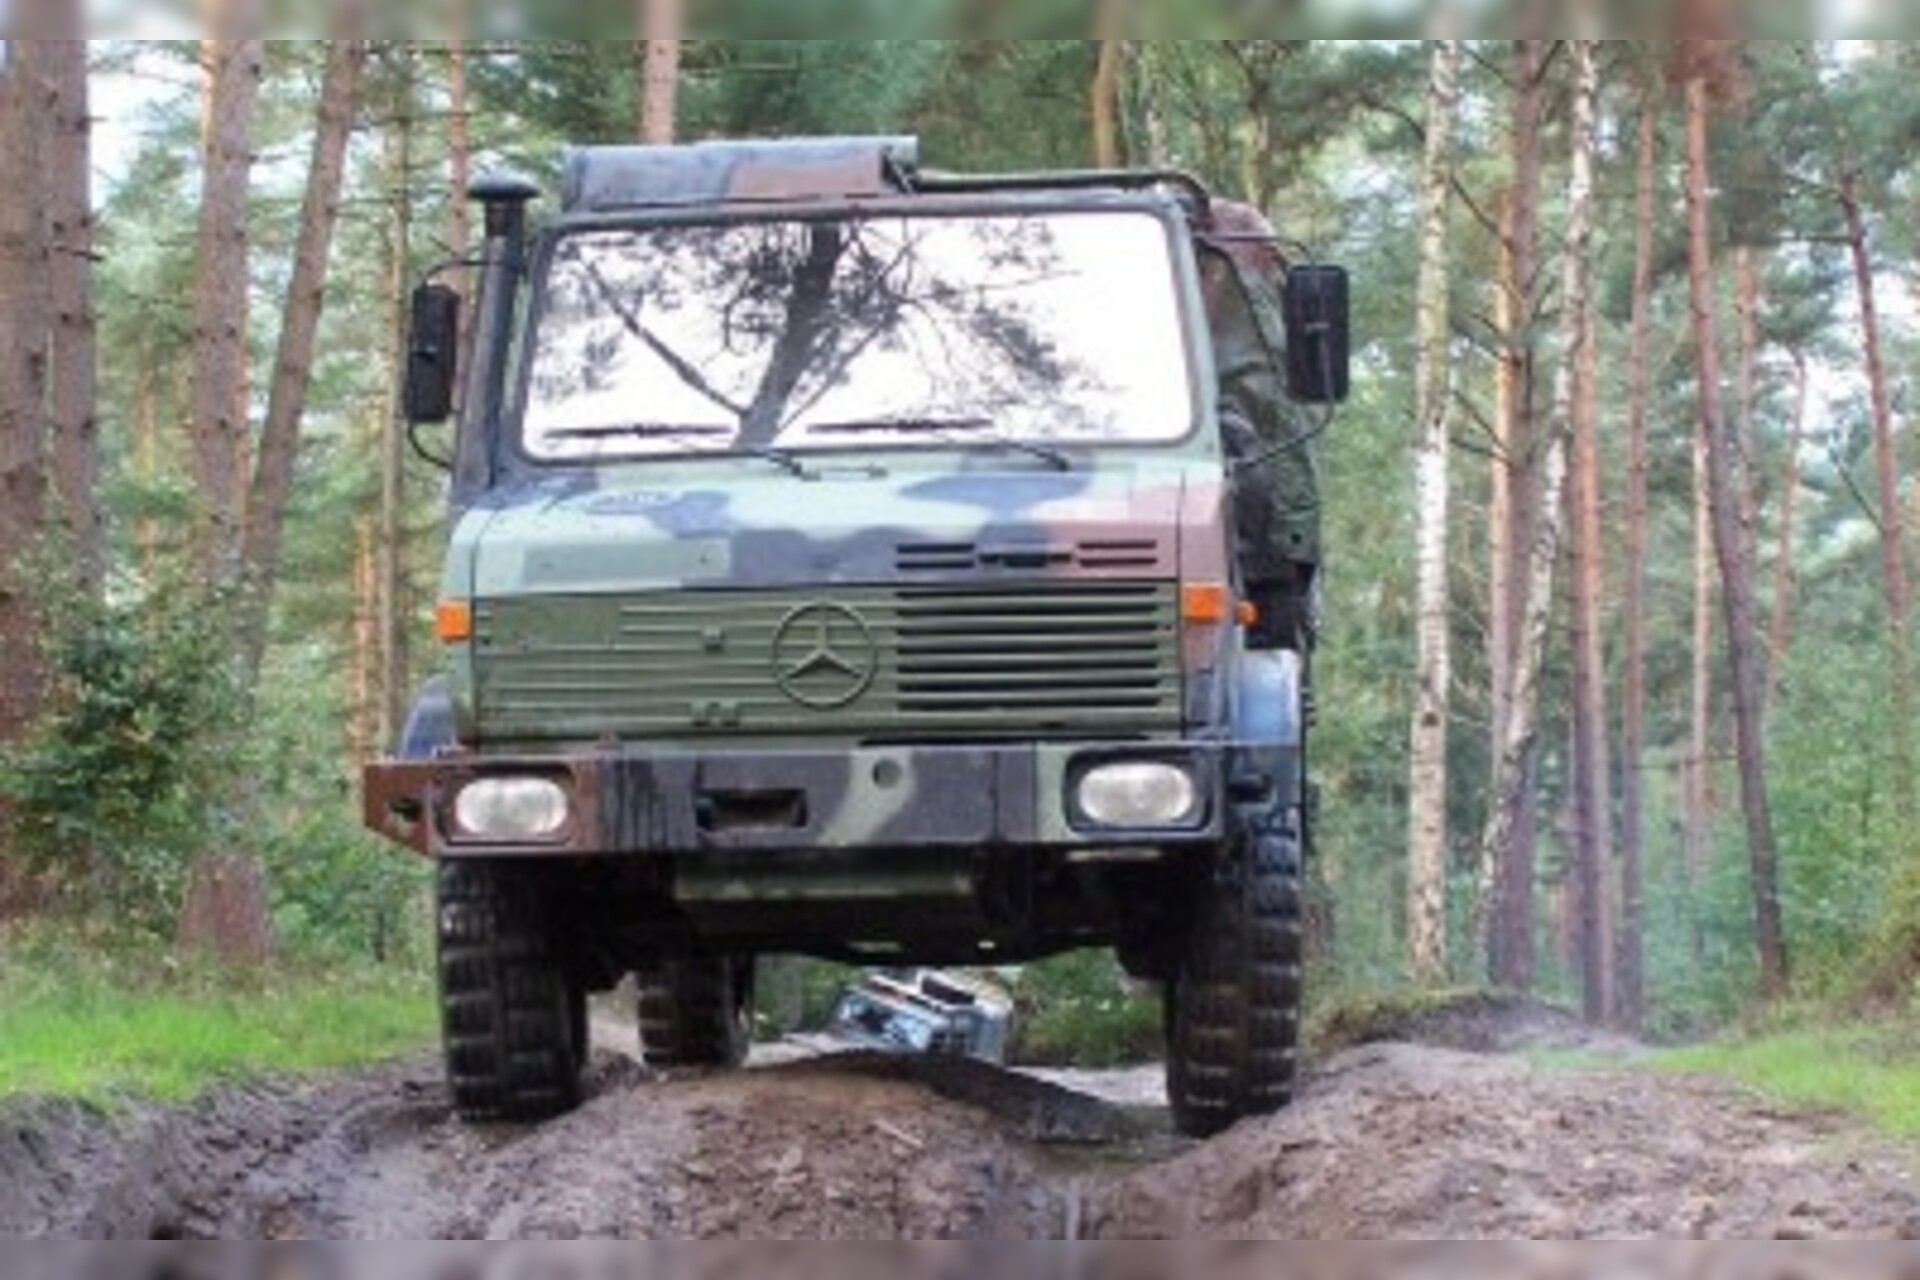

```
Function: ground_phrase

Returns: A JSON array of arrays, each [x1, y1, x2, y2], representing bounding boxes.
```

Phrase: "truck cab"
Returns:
[[364, 137, 1347, 1138]]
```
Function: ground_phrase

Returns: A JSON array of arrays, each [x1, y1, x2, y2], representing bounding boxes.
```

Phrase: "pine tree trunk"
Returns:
[[1617, 87, 1657, 1033], [47, 38, 98, 594], [1488, 36, 1546, 992], [1734, 247, 1765, 580], [1489, 191, 1518, 795], [637, 0, 684, 145], [350, 517, 377, 764], [0, 42, 53, 750], [1479, 35, 1576, 996], [376, 53, 416, 752], [1685, 229, 1717, 975], [1478, 431, 1570, 974], [449, 39, 471, 259], [1091, 5, 1127, 169], [1840, 170, 1916, 827], [1684, 70, 1791, 1001], [238, 38, 367, 683], [1408, 39, 1462, 986], [1766, 352, 1810, 708], [1563, 40, 1613, 1027], [448, 36, 476, 398], [1136, 42, 1171, 168], [190, 37, 264, 583]]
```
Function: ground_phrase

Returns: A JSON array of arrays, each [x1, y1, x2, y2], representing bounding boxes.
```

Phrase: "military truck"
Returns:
[[364, 137, 1348, 1138]]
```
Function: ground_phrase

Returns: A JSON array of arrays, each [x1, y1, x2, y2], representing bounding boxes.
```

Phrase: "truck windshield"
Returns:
[[521, 210, 1195, 462]]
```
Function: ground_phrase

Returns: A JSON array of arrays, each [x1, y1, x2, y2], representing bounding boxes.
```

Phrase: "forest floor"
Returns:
[[6, 996, 1920, 1240]]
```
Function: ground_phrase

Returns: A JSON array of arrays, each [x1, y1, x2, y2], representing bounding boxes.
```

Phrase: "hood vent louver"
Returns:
[[894, 538, 1167, 576], [1075, 539, 1161, 571]]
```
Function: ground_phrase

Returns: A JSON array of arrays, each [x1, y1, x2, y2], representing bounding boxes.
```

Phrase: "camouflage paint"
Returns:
[[368, 144, 1317, 953]]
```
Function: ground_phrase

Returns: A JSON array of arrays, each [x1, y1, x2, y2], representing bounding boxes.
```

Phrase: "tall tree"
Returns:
[[1408, 38, 1462, 985], [1563, 38, 1613, 1026], [376, 47, 417, 750], [189, 35, 265, 582], [1837, 165, 1915, 826], [1091, 1, 1127, 167], [1733, 247, 1765, 577], [1680, 41, 1791, 999], [1488, 36, 1547, 992], [1683, 332, 1715, 965], [447, 33, 481, 426], [0, 41, 54, 751], [1481, 42, 1581, 979], [1766, 350, 1810, 706], [637, 0, 684, 144], [237, 38, 368, 681], [1617, 78, 1658, 1032], [47, 37, 97, 592]]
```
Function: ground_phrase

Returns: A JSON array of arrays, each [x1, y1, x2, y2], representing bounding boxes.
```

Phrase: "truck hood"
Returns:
[[460, 463, 1217, 597]]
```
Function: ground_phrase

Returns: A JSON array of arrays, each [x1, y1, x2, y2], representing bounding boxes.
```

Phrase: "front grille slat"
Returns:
[[474, 582, 1180, 741]]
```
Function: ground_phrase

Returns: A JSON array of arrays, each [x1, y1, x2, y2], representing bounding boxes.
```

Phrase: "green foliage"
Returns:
[[248, 643, 432, 966], [1652, 1021, 1920, 1139], [0, 923, 433, 1103], [1, 568, 246, 935], [1008, 952, 1161, 1068], [1765, 643, 1905, 993]]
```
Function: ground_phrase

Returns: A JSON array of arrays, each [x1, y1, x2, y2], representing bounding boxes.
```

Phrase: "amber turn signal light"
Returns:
[[1181, 583, 1232, 626], [436, 600, 474, 644]]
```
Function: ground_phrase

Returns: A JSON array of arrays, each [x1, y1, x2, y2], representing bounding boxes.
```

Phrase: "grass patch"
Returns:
[[1652, 1026, 1920, 1139], [1010, 951, 1161, 1068], [0, 926, 434, 1104]]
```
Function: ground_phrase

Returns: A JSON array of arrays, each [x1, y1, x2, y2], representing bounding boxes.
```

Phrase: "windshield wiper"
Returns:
[[727, 445, 816, 480], [545, 423, 731, 440], [544, 423, 815, 479], [805, 417, 1074, 472]]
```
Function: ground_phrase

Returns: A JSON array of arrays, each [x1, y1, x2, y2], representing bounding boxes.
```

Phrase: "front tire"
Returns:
[[437, 860, 586, 1122], [1165, 804, 1305, 1139], [635, 957, 755, 1069]]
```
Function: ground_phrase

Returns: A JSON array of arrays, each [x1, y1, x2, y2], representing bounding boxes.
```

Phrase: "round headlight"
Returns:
[[454, 777, 571, 841], [1076, 762, 1200, 829]]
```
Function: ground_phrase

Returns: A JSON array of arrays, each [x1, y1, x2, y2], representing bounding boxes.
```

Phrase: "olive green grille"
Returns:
[[472, 583, 1180, 742]]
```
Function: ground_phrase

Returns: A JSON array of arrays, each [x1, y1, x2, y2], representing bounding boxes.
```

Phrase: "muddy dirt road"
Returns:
[[5, 1004, 1919, 1239]]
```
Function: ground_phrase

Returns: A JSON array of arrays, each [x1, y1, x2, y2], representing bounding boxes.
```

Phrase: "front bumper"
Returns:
[[362, 742, 1246, 859]]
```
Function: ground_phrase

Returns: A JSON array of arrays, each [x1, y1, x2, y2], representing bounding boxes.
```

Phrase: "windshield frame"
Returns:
[[501, 193, 1213, 473]]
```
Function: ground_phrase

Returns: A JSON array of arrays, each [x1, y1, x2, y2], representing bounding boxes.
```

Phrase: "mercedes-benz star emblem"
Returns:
[[771, 604, 879, 710]]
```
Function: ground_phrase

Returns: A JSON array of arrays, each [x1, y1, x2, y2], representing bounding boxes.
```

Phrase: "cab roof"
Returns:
[[562, 137, 921, 212], [560, 135, 1213, 220]]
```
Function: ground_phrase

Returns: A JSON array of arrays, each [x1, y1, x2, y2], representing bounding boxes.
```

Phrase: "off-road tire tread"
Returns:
[[1167, 804, 1305, 1139], [635, 958, 752, 1069], [437, 860, 584, 1121]]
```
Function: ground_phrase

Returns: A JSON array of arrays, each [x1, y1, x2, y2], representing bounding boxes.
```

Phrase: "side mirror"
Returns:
[[1284, 265, 1351, 405], [404, 283, 461, 424]]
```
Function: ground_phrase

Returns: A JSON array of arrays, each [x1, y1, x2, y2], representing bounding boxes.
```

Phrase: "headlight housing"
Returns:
[[453, 777, 571, 842], [1074, 761, 1202, 830]]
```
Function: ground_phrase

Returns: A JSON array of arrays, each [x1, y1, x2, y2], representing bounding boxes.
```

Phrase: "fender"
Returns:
[[396, 676, 458, 762], [1228, 644, 1306, 808], [1230, 646, 1303, 749]]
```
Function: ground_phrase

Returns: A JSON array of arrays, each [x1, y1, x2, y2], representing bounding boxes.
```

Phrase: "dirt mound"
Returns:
[[0, 1055, 1099, 1239], [1089, 1043, 1920, 1238], [6, 1039, 1920, 1239]]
